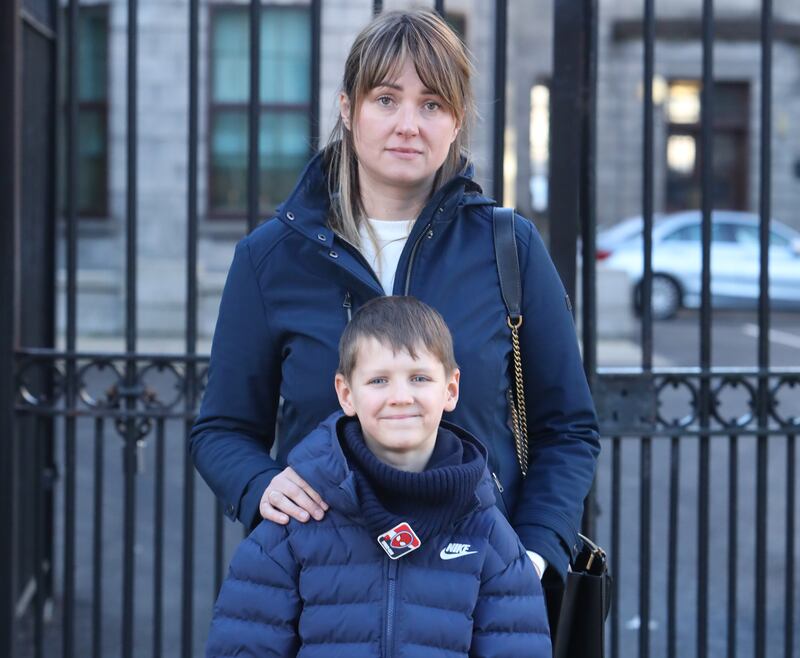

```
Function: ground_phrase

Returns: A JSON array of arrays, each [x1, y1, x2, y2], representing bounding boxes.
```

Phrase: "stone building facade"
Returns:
[[58, 0, 800, 339]]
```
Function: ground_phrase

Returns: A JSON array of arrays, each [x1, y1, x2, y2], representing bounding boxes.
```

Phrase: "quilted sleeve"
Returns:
[[206, 521, 300, 657], [470, 539, 552, 658]]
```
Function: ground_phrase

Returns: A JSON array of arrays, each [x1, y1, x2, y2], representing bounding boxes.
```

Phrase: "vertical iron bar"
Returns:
[[579, 0, 598, 538], [434, 0, 445, 16], [247, 0, 261, 233], [550, 0, 590, 304], [122, 0, 139, 655], [755, 2, 772, 655], [372, 1, 382, 17], [727, 434, 738, 658], [639, 5, 655, 654], [610, 438, 621, 658], [0, 0, 19, 653], [152, 419, 165, 658], [34, 417, 44, 658], [785, 434, 795, 658], [697, 3, 715, 656], [309, 0, 321, 154], [491, 0, 507, 205], [667, 437, 680, 658], [186, 0, 199, 382], [639, 437, 651, 658], [63, 1, 80, 657], [641, 0, 654, 370], [579, 0, 598, 369], [92, 419, 104, 658], [182, 419, 196, 658], [63, 418, 77, 658], [183, 0, 199, 654]]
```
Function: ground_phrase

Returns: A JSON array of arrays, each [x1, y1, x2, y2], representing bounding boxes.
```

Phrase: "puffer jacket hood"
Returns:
[[287, 411, 497, 526]]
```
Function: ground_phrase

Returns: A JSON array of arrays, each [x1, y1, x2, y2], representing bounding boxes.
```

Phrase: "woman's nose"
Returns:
[[395, 104, 419, 136]]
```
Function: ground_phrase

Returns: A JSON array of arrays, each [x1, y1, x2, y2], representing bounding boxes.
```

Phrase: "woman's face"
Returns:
[[340, 59, 460, 196]]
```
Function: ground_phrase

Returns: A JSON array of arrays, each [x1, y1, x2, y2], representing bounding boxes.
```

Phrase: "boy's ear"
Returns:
[[335, 373, 357, 417], [443, 368, 460, 413]]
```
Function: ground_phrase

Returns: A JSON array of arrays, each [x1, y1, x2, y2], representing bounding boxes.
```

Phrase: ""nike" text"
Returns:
[[440, 543, 478, 560]]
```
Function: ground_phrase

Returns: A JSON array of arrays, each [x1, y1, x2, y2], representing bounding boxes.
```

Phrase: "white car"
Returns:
[[598, 211, 800, 320]]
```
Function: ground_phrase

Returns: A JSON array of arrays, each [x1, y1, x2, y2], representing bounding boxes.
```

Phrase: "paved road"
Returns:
[[16, 311, 800, 657]]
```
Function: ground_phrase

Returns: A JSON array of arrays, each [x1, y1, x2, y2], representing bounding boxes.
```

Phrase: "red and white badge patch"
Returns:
[[377, 522, 421, 560]]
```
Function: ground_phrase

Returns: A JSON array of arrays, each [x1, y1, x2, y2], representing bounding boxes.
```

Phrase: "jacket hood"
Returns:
[[287, 411, 496, 522]]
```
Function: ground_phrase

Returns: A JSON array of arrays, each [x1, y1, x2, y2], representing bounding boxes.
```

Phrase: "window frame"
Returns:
[[206, 2, 312, 221], [61, 2, 110, 220], [664, 79, 750, 214]]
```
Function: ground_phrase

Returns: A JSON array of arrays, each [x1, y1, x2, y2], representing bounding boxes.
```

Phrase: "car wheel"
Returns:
[[635, 274, 682, 320]]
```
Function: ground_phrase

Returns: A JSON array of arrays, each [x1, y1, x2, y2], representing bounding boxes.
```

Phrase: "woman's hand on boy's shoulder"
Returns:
[[260, 466, 329, 525]]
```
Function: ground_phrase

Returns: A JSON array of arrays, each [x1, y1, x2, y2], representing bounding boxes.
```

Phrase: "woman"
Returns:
[[191, 9, 599, 586]]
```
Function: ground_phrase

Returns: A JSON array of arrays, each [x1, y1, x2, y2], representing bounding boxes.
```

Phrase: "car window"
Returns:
[[662, 224, 700, 242], [661, 223, 733, 243], [729, 224, 791, 247]]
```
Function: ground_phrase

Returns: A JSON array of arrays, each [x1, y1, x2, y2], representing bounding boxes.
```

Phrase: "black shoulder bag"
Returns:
[[492, 206, 612, 658]]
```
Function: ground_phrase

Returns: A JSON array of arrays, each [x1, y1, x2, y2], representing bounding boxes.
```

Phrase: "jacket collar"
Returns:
[[287, 411, 496, 522], [275, 147, 493, 245]]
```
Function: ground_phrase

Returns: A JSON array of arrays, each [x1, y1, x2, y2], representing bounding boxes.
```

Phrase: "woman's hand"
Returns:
[[260, 467, 329, 524]]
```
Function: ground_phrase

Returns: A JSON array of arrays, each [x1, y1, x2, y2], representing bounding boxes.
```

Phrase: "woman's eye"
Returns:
[[376, 96, 393, 107], [424, 101, 441, 111]]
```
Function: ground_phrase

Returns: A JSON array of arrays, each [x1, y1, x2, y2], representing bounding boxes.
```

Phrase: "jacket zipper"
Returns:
[[491, 472, 504, 493], [490, 468, 510, 518], [384, 559, 399, 658], [343, 291, 352, 322], [403, 221, 433, 295]]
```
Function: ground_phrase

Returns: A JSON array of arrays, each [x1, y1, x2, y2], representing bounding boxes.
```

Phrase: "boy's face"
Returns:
[[334, 337, 460, 472]]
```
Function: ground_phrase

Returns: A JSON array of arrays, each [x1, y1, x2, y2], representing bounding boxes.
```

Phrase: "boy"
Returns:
[[206, 297, 551, 657]]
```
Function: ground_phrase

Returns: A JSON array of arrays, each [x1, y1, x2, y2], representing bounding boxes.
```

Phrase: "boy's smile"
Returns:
[[335, 337, 460, 472]]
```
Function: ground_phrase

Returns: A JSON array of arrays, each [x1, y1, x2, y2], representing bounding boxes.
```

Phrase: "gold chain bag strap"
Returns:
[[492, 207, 529, 476]]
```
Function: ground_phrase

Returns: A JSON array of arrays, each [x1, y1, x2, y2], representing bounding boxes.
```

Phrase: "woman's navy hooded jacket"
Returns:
[[190, 151, 600, 577], [206, 412, 552, 658]]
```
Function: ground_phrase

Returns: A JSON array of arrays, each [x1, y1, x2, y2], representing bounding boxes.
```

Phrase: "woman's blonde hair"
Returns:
[[325, 9, 476, 246]]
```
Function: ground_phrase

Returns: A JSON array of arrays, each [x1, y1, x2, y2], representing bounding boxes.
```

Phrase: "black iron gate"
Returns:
[[2, 1, 798, 657]]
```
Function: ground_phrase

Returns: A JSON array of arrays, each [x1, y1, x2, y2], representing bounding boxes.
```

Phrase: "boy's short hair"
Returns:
[[337, 296, 458, 380]]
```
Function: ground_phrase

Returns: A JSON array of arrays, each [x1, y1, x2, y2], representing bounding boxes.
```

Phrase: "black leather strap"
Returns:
[[492, 207, 522, 321]]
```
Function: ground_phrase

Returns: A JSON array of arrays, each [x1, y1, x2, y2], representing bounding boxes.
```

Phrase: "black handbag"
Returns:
[[552, 534, 612, 658], [492, 207, 612, 658]]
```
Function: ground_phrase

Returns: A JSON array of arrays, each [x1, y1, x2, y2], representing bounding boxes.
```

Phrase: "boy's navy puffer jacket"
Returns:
[[190, 149, 600, 577], [206, 413, 552, 658]]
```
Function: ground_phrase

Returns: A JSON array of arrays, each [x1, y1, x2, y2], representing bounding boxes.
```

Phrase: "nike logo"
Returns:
[[440, 542, 478, 560]]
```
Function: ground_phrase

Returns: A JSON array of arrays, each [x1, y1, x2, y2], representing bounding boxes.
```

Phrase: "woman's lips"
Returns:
[[387, 148, 422, 159]]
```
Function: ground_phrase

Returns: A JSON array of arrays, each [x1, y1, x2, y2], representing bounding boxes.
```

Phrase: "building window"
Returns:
[[444, 12, 467, 41], [61, 5, 109, 218], [529, 83, 549, 215], [665, 80, 749, 212], [208, 5, 311, 218]]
